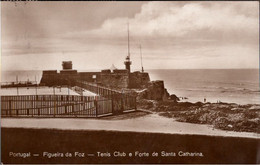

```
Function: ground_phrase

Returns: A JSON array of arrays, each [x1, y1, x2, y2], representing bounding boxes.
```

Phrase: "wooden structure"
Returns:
[[76, 81, 122, 97], [1, 81, 136, 118]]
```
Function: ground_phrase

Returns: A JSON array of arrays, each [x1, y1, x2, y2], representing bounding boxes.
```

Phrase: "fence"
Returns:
[[76, 81, 122, 97], [1, 95, 112, 118], [76, 81, 137, 114], [1, 81, 137, 118], [1, 94, 136, 118]]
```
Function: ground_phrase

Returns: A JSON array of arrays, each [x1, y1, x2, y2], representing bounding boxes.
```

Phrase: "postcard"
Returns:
[[1, 1, 259, 164]]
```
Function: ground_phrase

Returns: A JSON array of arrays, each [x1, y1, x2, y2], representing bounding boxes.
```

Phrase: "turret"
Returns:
[[62, 61, 72, 70]]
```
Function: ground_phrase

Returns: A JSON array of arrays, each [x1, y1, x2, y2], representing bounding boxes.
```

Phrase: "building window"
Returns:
[[92, 75, 96, 79]]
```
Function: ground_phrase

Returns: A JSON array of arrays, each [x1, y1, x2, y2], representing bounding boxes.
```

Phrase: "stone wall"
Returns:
[[40, 70, 59, 86], [100, 72, 129, 88], [129, 71, 150, 88], [78, 72, 101, 83], [40, 70, 79, 86], [40, 69, 152, 90]]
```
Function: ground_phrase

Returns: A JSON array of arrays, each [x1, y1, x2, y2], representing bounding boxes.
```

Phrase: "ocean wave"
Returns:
[[179, 87, 259, 94]]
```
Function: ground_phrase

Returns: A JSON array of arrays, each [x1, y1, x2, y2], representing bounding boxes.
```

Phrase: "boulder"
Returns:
[[136, 81, 171, 101], [170, 94, 180, 102]]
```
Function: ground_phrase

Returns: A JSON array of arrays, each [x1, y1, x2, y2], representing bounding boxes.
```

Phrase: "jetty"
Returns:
[[1, 81, 38, 88]]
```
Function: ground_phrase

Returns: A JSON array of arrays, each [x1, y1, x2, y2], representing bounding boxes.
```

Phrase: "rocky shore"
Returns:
[[133, 81, 260, 134]]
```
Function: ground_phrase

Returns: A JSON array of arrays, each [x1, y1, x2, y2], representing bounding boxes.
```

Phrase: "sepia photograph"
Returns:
[[1, 1, 259, 164]]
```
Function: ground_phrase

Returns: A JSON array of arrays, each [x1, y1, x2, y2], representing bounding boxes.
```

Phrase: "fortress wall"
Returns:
[[129, 72, 150, 88], [101, 73, 129, 88], [40, 66, 150, 89], [78, 72, 101, 83], [40, 70, 80, 86], [59, 70, 78, 86], [40, 70, 59, 86]]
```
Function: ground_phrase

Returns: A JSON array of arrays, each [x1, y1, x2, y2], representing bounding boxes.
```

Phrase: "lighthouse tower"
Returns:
[[124, 56, 131, 72], [124, 22, 132, 72]]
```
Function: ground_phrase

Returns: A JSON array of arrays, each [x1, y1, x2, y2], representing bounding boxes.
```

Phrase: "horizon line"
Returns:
[[1, 68, 259, 71]]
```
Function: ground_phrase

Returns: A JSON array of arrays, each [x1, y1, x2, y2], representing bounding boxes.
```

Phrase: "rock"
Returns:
[[249, 105, 260, 110], [213, 117, 230, 129], [137, 81, 171, 101], [231, 107, 244, 111], [177, 102, 195, 107], [234, 120, 259, 133], [162, 88, 170, 101], [136, 89, 148, 100], [137, 99, 155, 110], [169, 94, 180, 102], [194, 102, 203, 106]]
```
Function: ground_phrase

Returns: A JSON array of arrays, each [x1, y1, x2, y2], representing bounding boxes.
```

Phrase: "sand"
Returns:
[[1, 113, 259, 139]]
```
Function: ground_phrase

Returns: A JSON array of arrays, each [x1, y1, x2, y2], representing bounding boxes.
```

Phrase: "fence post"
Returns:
[[8, 100, 11, 116], [121, 93, 124, 113], [111, 95, 114, 114], [94, 100, 98, 117], [54, 96, 56, 117], [134, 96, 137, 111]]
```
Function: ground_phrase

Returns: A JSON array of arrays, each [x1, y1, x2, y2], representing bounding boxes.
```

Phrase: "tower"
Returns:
[[140, 45, 144, 73], [62, 61, 72, 70], [124, 22, 132, 72]]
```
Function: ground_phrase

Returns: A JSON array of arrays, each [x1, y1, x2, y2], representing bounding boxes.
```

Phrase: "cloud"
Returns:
[[1, 1, 259, 70], [69, 1, 258, 42]]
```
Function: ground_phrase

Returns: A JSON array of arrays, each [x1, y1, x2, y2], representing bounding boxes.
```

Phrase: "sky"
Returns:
[[1, 1, 259, 71]]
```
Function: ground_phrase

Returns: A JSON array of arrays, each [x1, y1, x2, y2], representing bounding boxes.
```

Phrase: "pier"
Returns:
[[1, 81, 38, 88]]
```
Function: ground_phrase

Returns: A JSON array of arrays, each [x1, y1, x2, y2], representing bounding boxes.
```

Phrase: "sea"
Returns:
[[1, 69, 259, 105]]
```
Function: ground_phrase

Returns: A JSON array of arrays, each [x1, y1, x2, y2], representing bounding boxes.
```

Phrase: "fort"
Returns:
[[39, 59, 170, 101], [40, 60, 150, 89], [40, 25, 165, 96]]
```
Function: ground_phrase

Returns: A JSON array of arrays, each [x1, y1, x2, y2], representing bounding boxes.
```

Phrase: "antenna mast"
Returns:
[[124, 21, 132, 72], [127, 22, 130, 58], [140, 45, 144, 72]]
